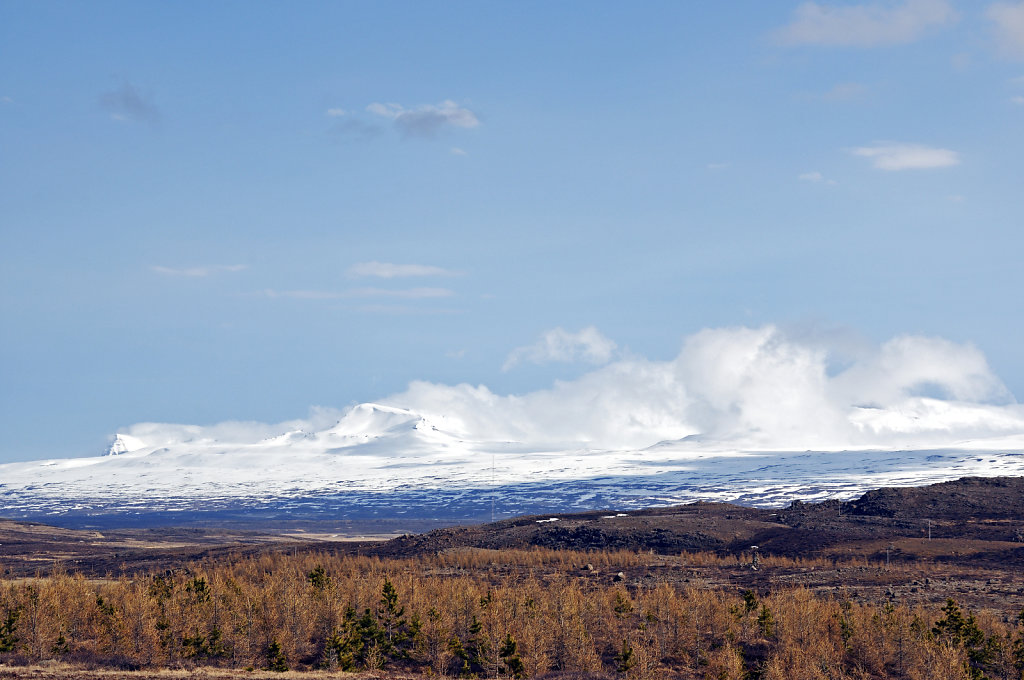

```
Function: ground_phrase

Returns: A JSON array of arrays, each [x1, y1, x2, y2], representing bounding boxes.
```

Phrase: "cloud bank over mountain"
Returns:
[[114, 325, 1023, 455], [3, 325, 1021, 521]]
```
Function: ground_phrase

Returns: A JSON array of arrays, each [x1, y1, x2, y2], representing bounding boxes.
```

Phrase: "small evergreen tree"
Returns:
[[932, 599, 992, 680], [447, 635, 472, 677], [446, 615, 489, 678], [50, 631, 69, 656], [615, 638, 636, 674], [0, 610, 19, 653], [758, 604, 775, 638], [185, 576, 210, 603], [838, 600, 855, 651], [742, 589, 759, 614], [182, 625, 228, 660], [613, 591, 634, 618], [266, 639, 288, 672], [322, 605, 391, 670], [465, 615, 488, 675], [378, 577, 409, 657], [322, 626, 360, 671], [498, 633, 525, 678], [307, 565, 330, 591]]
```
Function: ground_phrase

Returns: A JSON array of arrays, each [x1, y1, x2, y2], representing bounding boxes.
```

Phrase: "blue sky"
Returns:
[[2, 0, 1023, 462]]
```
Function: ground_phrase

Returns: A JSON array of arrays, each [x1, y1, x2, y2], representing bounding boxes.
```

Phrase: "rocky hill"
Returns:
[[378, 476, 1024, 561]]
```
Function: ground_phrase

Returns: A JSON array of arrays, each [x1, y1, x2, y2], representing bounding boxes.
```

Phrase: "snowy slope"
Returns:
[[1, 399, 1023, 524]]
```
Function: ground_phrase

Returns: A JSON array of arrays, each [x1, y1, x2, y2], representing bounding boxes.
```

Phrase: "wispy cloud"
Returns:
[[99, 82, 160, 125], [987, 2, 1024, 58], [799, 171, 838, 184], [1, 96, 12, 104], [776, 0, 957, 47], [347, 261, 461, 279], [706, 162, 730, 170], [849, 143, 960, 170], [1013, 95, 1024, 105], [326, 108, 347, 117], [504, 326, 618, 371], [450, 147, 468, 156], [263, 287, 454, 300], [328, 117, 383, 140], [353, 304, 462, 315], [151, 264, 246, 277], [366, 100, 479, 137]]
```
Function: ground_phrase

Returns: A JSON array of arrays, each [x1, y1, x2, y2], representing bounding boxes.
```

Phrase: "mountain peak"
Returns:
[[106, 433, 147, 456]]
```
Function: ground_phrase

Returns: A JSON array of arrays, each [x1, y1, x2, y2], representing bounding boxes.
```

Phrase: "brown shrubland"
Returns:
[[0, 549, 1021, 679]]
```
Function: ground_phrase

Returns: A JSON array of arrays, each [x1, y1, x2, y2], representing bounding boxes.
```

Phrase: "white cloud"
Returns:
[[366, 100, 480, 137], [384, 325, 1021, 451], [1, 96, 12, 104], [799, 171, 838, 184], [1012, 95, 1024, 105], [262, 287, 454, 300], [450, 147, 468, 156], [326, 108, 347, 117], [151, 264, 246, 277], [987, 2, 1024, 58], [503, 327, 618, 371], [776, 0, 957, 47], [107, 326, 1024, 455], [347, 261, 460, 279], [849, 143, 960, 170], [114, 406, 347, 451]]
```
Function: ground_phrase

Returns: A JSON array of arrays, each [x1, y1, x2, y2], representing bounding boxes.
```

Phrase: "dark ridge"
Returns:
[[372, 476, 1024, 559], [840, 475, 1024, 520]]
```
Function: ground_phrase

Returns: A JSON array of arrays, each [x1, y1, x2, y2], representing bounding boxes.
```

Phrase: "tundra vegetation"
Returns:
[[0, 548, 1022, 679]]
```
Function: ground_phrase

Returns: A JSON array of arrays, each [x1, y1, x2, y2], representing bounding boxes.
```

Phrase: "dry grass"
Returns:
[[0, 547, 1020, 679], [0, 663, 426, 679]]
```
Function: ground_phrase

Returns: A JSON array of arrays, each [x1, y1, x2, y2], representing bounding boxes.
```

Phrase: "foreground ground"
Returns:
[[3, 477, 1022, 618], [0, 668, 409, 679], [0, 477, 1021, 678]]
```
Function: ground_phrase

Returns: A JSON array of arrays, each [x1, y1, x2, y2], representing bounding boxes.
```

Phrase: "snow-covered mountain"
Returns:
[[5, 327, 1024, 527], [2, 399, 1023, 527]]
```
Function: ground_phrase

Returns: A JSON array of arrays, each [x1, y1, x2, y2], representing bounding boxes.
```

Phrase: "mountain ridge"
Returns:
[[1, 400, 1022, 528]]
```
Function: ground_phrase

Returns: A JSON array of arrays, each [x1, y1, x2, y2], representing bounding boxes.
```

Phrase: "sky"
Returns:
[[1, 1, 1023, 463]]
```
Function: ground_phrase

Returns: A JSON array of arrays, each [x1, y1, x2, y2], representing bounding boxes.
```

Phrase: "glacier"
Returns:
[[1, 401, 1022, 527], [3, 326, 1024, 527]]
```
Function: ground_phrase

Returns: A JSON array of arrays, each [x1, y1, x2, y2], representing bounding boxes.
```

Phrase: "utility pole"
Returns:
[[927, 519, 932, 540], [490, 453, 495, 523]]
